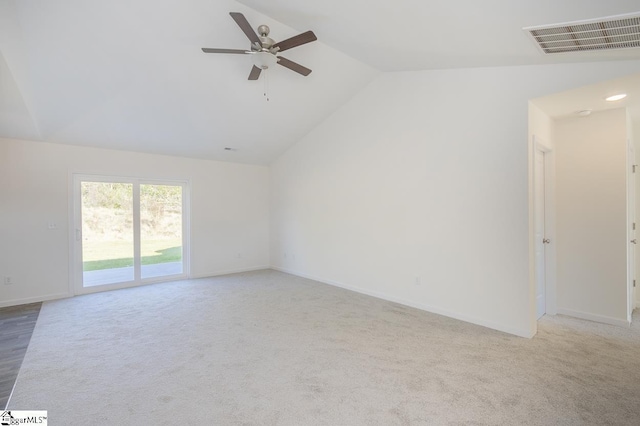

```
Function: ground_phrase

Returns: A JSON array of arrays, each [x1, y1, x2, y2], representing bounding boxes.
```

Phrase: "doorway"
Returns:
[[534, 146, 547, 319], [73, 175, 189, 294], [533, 136, 554, 320], [530, 107, 632, 327]]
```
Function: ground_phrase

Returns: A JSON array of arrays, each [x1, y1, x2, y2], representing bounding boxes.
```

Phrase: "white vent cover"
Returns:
[[524, 12, 640, 54]]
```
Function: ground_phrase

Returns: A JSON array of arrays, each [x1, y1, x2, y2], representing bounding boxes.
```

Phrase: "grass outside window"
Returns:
[[83, 239, 182, 271]]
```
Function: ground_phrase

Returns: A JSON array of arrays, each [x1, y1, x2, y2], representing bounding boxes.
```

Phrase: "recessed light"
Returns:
[[605, 93, 627, 102], [577, 109, 592, 117]]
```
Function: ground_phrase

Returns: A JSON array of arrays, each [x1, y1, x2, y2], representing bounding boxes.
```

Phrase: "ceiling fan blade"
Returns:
[[229, 12, 260, 45], [201, 48, 250, 54], [248, 65, 262, 80], [277, 56, 312, 76], [273, 30, 317, 52]]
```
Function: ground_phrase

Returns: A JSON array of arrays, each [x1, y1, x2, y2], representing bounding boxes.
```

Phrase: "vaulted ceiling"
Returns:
[[2, 0, 640, 164], [240, 0, 640, 71]]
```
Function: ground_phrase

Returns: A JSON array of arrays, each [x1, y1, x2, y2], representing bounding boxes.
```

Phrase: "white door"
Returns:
[[534, 148, 547, 319], [628, 141, 636, 322]]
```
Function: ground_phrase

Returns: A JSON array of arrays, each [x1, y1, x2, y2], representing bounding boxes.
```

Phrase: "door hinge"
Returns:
[[634, 280, 636, 288], [634, 165, 637, 173], [634, 222, 636, 231]]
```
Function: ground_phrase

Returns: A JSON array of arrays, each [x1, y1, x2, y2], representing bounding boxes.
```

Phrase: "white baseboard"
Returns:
[[272, 266, 534, 338], [0, 292, 71, 308], [190, 265, 270, 280], [556, 307, 630, 327]]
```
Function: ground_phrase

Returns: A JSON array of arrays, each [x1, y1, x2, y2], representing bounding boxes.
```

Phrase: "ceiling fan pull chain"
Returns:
[[264, 69, 270, 102]]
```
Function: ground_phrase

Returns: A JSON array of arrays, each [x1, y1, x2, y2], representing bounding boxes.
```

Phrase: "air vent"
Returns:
[[524, 12, 640, 55]]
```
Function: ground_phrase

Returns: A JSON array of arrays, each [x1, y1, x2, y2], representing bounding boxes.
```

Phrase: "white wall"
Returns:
[[0, 138, 270, 307], [529, 103, 555, 146], [271, 60, 640, 337], [552, 109, 628, 324]]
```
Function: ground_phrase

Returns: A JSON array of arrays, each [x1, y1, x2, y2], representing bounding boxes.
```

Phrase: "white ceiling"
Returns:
[[0, 0, 378, 164], [239, 0, 640, 71], [1, 0, 640, 164]]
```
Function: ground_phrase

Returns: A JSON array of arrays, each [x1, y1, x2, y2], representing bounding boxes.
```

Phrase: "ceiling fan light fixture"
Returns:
[[252, 51, 277, 70]]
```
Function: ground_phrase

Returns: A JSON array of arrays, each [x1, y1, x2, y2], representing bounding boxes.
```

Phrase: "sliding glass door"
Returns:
[[80, 181, 135, 286], [73, 175, 188, 293], [140, 184, 183, 279]]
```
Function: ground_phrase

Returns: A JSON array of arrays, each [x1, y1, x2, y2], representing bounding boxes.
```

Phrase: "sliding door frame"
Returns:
[[70, 173, 190, 296]]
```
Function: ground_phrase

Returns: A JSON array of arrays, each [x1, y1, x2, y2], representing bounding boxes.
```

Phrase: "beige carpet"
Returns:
[[9, 270, 640, 425]]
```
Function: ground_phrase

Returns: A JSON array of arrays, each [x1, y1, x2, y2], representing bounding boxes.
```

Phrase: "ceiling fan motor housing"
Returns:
[[257, 25, 276, 51], [259, 36, 275, 49]]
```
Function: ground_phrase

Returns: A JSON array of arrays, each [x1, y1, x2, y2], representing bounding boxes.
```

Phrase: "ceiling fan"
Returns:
[[202, 12, 317, 80]]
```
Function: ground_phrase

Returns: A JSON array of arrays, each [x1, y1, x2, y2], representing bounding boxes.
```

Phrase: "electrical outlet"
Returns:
[[3, 276, 12, 285], [415, 276, 421, 286]]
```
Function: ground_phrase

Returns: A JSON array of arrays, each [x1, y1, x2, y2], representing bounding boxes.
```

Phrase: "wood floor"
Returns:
[[0, 303, 41, 409]]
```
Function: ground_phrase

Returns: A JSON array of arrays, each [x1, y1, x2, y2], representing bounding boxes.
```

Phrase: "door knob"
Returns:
[[632, 239, 637, 244], [543, 238, 550, 244]]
